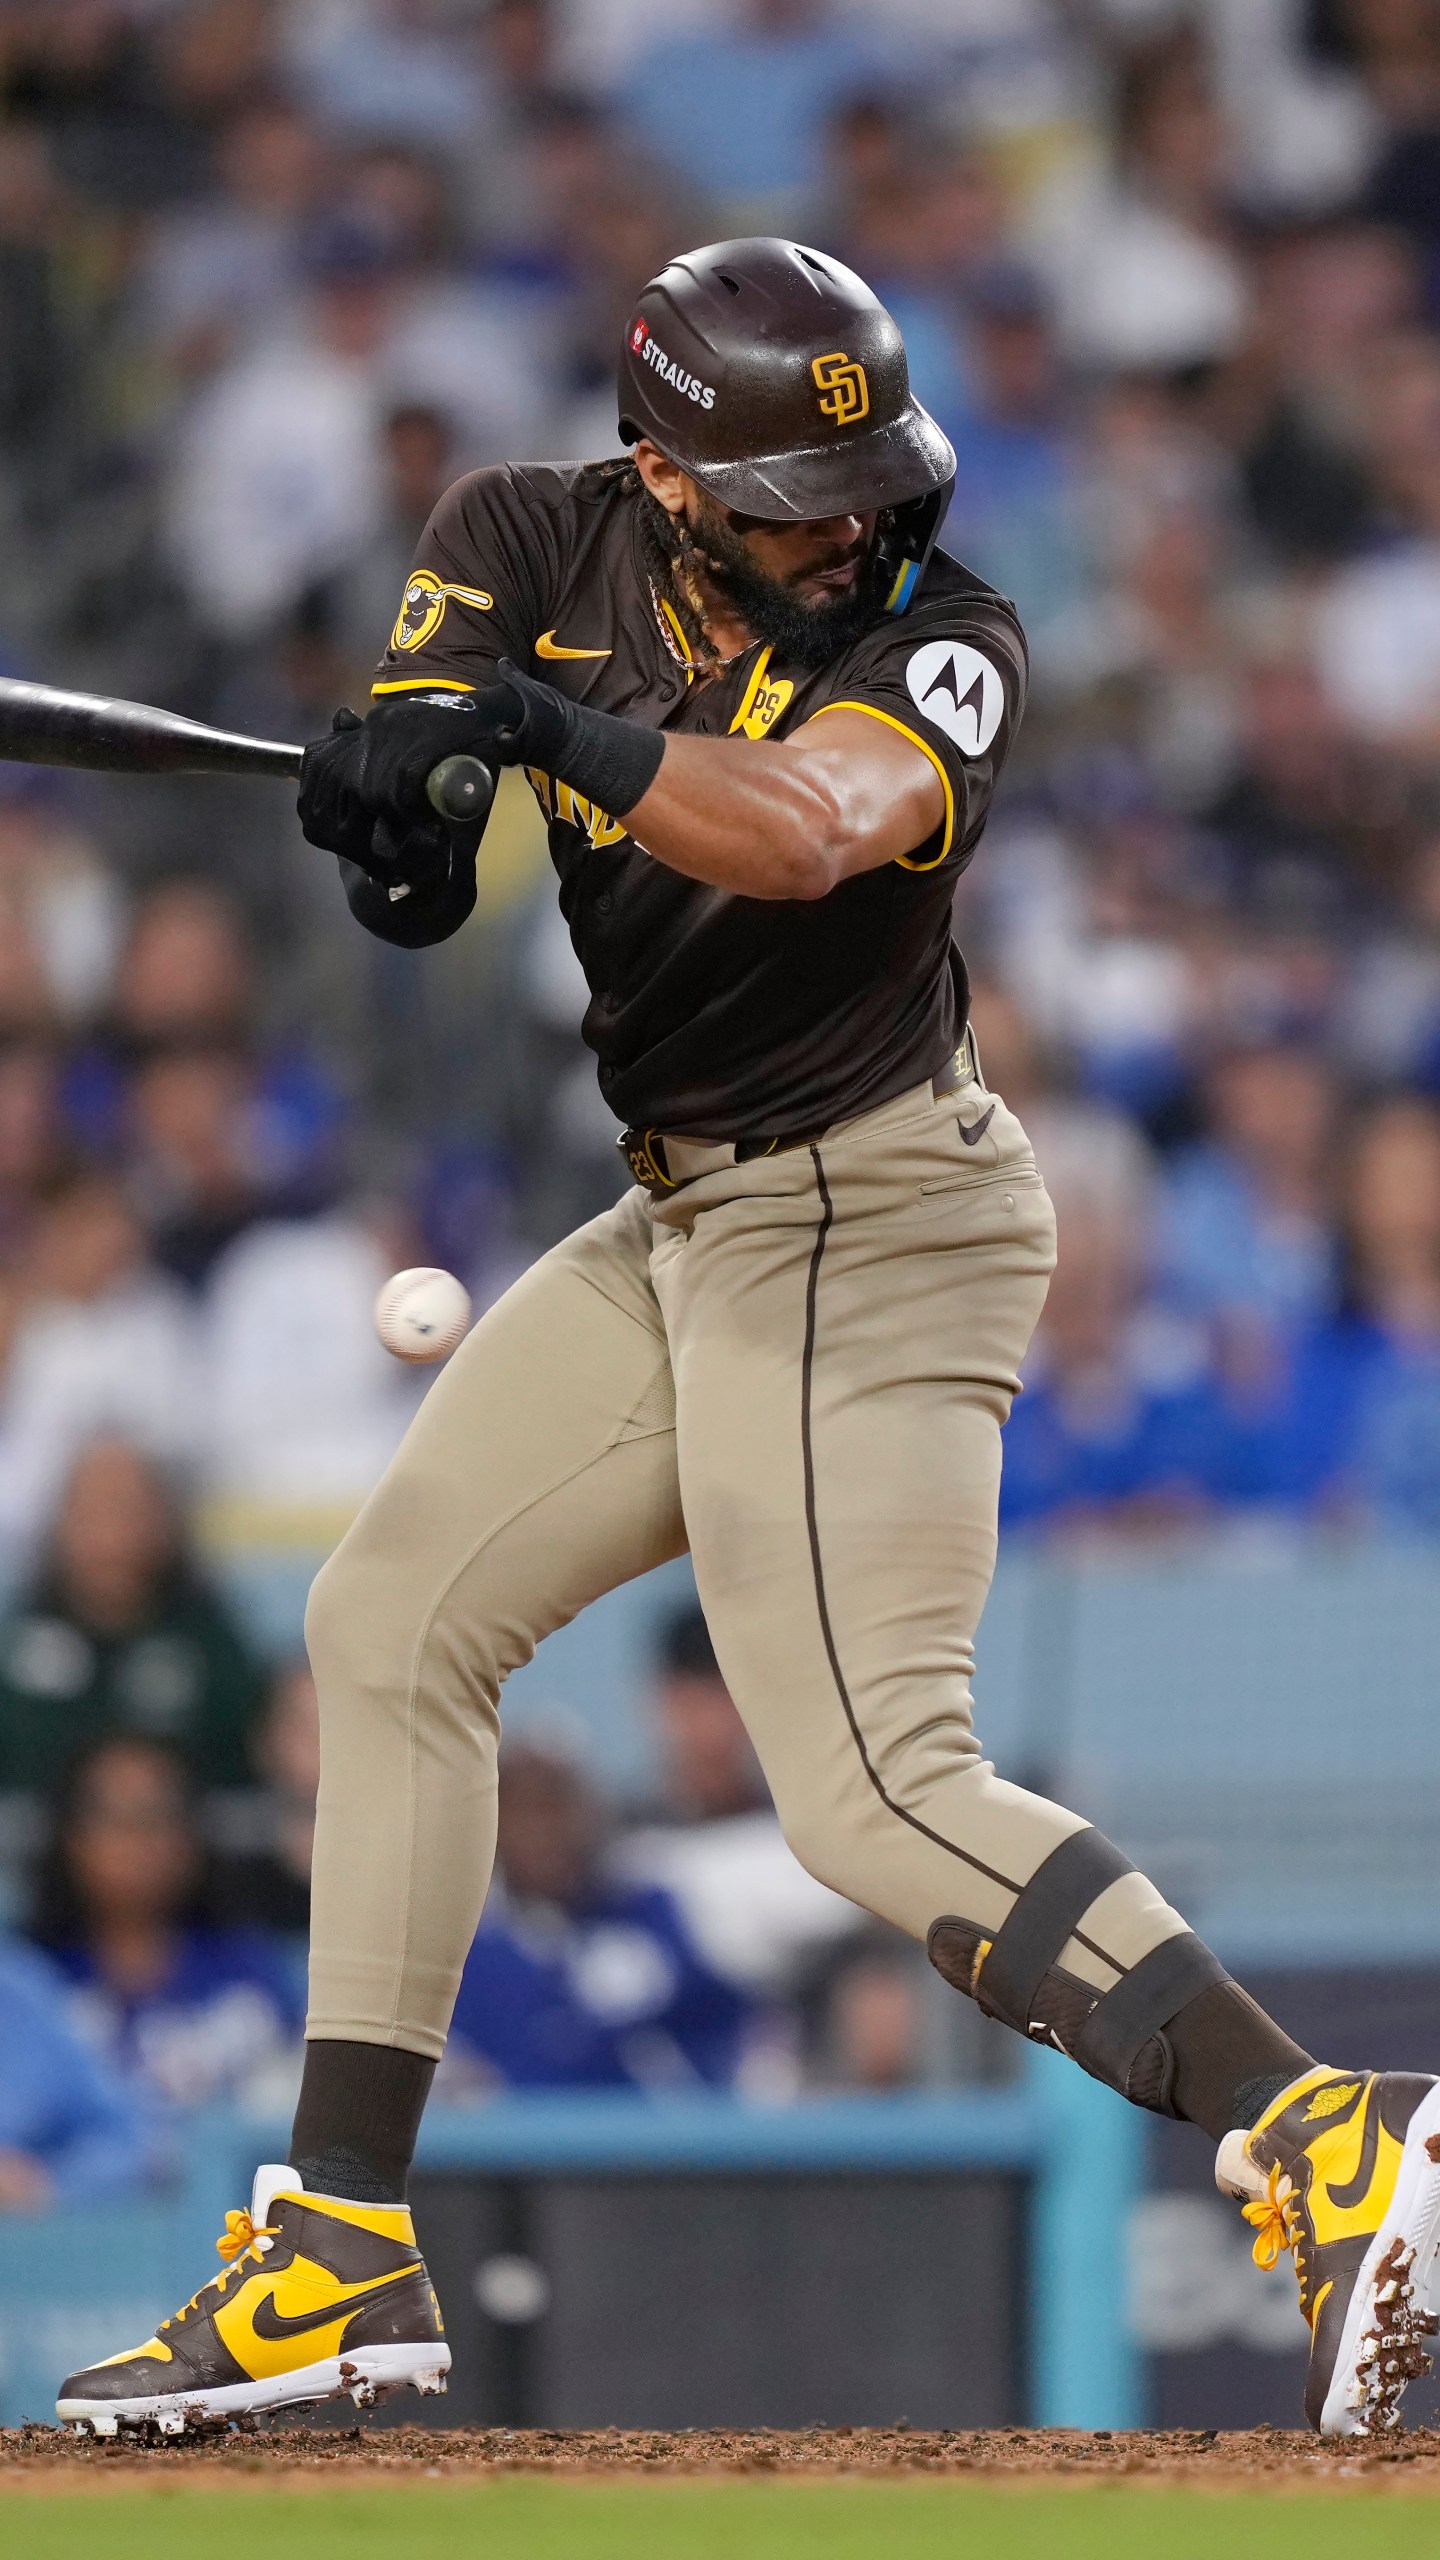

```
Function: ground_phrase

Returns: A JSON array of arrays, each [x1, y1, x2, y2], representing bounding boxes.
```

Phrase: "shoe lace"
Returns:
[[158, 2208, 279, 2333], [1243, 2164, 1305, 2273]]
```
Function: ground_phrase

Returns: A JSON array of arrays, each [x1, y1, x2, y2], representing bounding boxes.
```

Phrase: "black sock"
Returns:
[[289, 2039, 436, 2203], [1166, 1979, 1313, 2143], [1231, 2069, 1304, 2132]]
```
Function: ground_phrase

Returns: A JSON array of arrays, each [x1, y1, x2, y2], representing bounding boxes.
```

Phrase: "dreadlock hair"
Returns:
[[574, 456, 721, 671]]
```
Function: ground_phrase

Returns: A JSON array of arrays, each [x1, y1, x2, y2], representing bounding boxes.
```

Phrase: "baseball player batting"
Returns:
[[59, 240, 1440, 2441]]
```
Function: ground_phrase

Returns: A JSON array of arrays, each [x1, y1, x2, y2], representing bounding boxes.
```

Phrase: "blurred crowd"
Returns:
[[0, 1594, 957, 2203], [0, 1, 1434, 1556], [8, 0, 1440, 2202]]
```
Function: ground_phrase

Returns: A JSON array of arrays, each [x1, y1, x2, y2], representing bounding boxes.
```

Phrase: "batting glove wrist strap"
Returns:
[[484, 660, 665, 817]]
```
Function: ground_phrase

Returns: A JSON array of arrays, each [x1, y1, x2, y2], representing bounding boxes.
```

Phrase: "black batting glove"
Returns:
[[297, 704, 491, 952], [338, 695, 511, 830], [338, 847, 479, 949], [296, 706, 375, 866], [298, 699, 496, 886], [367, 662, 664, 817], [297, 666, 662, 878]]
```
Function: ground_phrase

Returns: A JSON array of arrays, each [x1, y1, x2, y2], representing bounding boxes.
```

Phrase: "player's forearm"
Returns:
[[626, 722, 943, 900], [626, 736, 854, 899], [299, 675, 944, 910], [371, 670, 940, 897]]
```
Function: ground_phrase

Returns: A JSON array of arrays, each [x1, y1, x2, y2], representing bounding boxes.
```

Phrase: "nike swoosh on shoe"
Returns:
[[1326, 2084, 1382, 2212], [249, 2275, 418, 2342]]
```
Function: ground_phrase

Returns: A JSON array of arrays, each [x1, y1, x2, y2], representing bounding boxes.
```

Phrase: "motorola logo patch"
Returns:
[[905, 641, 1005, 755]]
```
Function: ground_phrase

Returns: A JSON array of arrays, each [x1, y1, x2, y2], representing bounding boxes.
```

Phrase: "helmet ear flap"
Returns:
[[877, 480, 954, 615]]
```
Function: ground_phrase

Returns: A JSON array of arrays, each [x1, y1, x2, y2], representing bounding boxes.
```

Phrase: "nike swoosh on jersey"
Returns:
[[249, 2274, 417, 2342], [957, 1104, 997, 1147], [535, 630, 610, 660]]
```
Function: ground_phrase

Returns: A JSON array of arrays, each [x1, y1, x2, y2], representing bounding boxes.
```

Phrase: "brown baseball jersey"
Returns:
[[372, 462, 1027, 1143]]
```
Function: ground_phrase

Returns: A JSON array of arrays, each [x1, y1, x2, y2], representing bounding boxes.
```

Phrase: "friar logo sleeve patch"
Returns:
[[904, 639, 1005, 755], [391, 568, 494, 653]]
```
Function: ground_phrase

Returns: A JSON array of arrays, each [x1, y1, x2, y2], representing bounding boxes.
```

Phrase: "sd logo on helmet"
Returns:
[[617, 238, 955, 618]]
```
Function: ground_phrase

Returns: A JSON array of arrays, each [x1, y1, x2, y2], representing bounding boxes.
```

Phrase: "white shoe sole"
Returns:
[[1320, 2078, 1440, 2436], [58, 2340, 451, 2436]]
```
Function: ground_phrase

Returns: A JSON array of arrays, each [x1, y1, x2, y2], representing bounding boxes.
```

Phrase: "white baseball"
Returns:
[[374, 1266, 472, 1364]]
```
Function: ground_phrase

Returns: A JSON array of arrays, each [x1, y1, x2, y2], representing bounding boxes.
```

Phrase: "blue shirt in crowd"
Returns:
[[1154, 1144, 1336, 1338], [941, 410, 1082, 635], [449, 1879, 752, 2091], [1000, 1310, 1440, 1534], [1000, 1362, 1247, 1529], [0, 1937, 146, 2200], [620, 25, 879, 211], [1264, 1318, 1440, 1533], [47, 1927, 303, 2123]]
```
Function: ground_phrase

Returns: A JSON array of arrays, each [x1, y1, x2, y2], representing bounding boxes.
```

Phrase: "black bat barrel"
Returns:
[[0, 676, 495, 830], [0, 677, 302, 777]]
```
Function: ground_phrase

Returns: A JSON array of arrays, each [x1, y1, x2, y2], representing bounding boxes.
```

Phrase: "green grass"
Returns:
[[5, 2480, 1440, 2560]]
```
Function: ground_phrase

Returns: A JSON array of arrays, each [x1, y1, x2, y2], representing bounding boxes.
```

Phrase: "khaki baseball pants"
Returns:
[[305, 1066, 1190, 2057]]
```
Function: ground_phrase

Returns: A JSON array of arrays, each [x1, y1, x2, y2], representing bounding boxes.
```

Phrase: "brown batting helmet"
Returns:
[[618, 237, 956, 613]]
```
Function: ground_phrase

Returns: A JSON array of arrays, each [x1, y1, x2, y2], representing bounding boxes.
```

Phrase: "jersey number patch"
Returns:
[[905, 641, 1004, 756]]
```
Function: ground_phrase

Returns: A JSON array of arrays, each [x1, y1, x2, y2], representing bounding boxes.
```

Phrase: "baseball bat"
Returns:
[[0, 676, 494, 826]]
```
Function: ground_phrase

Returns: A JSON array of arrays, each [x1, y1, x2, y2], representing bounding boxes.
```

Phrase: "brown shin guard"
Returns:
[[929, 1902, 1311, 2133], [927, 1824, 1310, 2130]]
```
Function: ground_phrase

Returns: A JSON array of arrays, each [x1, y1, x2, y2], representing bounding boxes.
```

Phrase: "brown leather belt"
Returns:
[[619, 1029, 979, 1198]]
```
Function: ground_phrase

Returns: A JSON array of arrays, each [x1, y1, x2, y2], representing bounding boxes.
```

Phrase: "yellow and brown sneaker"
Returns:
[[57, 2165, 449, 2435], [1216, 2067, 1440, 2436]]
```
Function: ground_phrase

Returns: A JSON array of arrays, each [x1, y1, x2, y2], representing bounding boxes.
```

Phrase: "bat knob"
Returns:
[[425, 754, 496, 827]]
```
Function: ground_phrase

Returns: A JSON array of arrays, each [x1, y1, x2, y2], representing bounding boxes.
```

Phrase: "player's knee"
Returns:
[[768, 1705, 986, 1900], [303, 1528, 408, 1715], [306, 1524, 506, 1743], [303, 1543, 360, 1702], [864, 1704, 983, 1815], [769, 1785, 867, 1901]]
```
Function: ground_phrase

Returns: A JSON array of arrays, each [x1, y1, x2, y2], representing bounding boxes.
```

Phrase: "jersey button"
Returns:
[[595, 891, 614, 915]]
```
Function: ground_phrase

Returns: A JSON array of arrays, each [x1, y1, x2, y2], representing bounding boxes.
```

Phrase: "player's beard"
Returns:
[[666, 490, 886, 668]]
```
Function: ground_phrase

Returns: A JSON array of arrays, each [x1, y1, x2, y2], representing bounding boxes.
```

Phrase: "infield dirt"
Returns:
[[7, 2423, 1440, 2492]]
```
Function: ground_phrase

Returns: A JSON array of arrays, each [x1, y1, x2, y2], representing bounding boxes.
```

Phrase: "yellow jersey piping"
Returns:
[[372, 677, 477, 696], [803, 699, 955, 869]]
